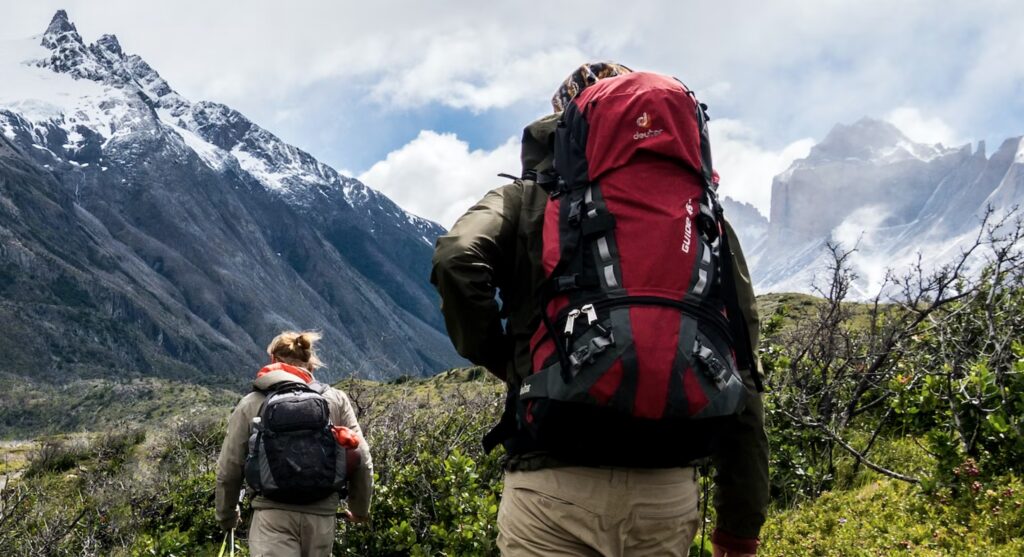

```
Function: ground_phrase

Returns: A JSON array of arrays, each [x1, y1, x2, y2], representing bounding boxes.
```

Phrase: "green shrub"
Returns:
[[24, 439, 89, 478], [339, 387, 504, 556]]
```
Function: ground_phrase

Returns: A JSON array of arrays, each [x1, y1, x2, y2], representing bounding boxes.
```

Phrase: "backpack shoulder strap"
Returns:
[[308, 381, 331, 395], [258, 380, 316, 396]]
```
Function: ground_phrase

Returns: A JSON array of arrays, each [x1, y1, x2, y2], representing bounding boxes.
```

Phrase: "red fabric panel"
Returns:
[[573, 72, 703, 181], [682, 366, 710, 416], [546, 296, 569, 319], [588, 359, 624, 405], [601, 160, 703, 296], [630, 306, 680, 419], [542, 197, 562, 276]]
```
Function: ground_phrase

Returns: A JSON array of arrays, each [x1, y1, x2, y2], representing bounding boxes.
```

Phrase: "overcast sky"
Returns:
[[2, 1, 1022, 226]]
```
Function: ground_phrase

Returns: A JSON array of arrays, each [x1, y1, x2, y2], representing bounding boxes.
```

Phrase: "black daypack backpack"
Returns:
[[244, 382, 350, 504]]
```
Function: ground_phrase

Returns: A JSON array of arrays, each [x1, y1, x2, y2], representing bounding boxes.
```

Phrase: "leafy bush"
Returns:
[[24, 439, 90, 478], [339, 384, 504, 556]]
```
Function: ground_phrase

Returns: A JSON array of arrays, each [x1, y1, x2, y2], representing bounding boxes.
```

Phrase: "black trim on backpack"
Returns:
[[688, 86, 764, 393], [553, 101, 590, 190]]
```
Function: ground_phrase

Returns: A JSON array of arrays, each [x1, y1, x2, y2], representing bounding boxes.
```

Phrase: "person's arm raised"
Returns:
[[431, 183, 523, 379]]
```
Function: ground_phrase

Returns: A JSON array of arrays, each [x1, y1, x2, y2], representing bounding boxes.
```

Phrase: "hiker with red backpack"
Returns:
[[215, 331, 373, 557], [432, 62, 769, 556]]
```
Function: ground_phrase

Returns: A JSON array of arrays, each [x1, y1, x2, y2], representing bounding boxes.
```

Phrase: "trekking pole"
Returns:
[[231, 488, 244, 557], [699, 462, 711, 556]]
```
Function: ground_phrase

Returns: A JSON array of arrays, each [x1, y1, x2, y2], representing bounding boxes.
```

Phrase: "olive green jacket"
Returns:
[[431, 114, 769, 541], [215, 370, 374, 525]]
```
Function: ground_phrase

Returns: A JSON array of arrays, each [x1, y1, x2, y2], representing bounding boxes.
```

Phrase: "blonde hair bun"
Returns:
[[267, 330, 323, 370]]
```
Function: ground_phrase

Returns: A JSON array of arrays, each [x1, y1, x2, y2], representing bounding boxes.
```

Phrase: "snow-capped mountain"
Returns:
[[738, 118, 1024, 297], [0, 11, 458, 382]]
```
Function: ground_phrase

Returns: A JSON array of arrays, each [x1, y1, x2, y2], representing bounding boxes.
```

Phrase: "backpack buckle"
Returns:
[[568, 330, 615, 373], [568, 198, 583, 226], [694, 340, 730, 391]]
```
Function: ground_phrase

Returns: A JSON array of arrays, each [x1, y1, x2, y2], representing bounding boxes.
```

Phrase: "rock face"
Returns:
[[721, 197, 770, 256], [0, 11, 460, 382], [736, 118, 1024, 297]]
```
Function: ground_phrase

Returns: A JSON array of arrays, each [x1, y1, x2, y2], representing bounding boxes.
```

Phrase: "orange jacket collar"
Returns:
[[256, 362, 313, 384]]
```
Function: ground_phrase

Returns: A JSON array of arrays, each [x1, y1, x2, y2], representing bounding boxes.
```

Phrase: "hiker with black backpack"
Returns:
[[432, 62, 769, 556], [215, 331, 373, 557]]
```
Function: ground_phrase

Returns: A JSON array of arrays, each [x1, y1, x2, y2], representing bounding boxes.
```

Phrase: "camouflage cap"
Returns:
[[551, 61, 633, 112]]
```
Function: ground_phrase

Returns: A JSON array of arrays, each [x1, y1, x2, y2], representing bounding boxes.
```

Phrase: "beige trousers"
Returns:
[[248, 508, 336, 557], [497, 466, 700, 557]]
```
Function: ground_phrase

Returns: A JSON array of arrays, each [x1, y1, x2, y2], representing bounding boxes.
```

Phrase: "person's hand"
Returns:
[[712, 545, 755, 557], [342, 510, 369, 524], [219, 508, 240, 532]]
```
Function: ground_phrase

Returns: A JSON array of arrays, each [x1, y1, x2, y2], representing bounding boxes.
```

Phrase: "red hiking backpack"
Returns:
[[515, 72, 754, 463]]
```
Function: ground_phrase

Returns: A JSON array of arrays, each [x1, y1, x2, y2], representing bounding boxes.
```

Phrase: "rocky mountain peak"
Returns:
[[93, 34, 123, 57], [32, 11, 187, 113], [804, 117, 950, 165], [37, 11, 114, 82], [41, 10, 80, 47]]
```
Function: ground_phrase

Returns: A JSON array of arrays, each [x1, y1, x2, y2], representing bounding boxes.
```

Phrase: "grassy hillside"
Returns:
[[0, 374, 240, 438]]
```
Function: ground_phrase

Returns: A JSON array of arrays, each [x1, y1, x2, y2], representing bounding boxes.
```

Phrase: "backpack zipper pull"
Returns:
[[564, 309, 581, 336], [581, 304, 598, 325]]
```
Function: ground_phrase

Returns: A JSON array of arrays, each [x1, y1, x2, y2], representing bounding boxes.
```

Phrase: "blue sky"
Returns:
[[2, 0, 1022, 226]]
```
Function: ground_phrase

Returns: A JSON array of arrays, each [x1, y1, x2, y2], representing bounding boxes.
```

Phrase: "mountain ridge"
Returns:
[[0, 11, 461, 382], [728, 117, 1024, 297]]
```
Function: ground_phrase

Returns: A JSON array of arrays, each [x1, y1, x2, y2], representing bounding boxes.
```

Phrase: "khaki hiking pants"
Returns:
[[497, 466, 700, 557], [248, 508, 336, 557]]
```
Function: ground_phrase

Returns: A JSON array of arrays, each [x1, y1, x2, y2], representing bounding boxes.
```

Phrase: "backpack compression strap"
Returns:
[[687, 86, 764, 392]]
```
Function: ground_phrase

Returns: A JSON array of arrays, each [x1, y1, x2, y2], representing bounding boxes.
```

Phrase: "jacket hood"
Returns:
[[520, 113, 559, 176], [253, 362, 313, 390]]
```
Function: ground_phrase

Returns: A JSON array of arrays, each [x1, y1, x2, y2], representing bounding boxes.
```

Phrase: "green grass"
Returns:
[[0, 440, 35, 479], [761, 475, 1024, 556]]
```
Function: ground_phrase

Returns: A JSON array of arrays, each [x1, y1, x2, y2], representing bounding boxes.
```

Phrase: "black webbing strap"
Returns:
[[483, 382, 519, 453], [581, 212, 616, 238], [686, 79, 764, 392]]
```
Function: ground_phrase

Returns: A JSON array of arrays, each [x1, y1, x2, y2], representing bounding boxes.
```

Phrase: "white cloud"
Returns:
[[364, 118, 816, 228], [358, 131, 520, 228], [6, 0, 1020, 138], [885, 107, 959, 147], [710, 119, 815, 216], [3, 0, 1022, 217], [369, 33, 587, 112]]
